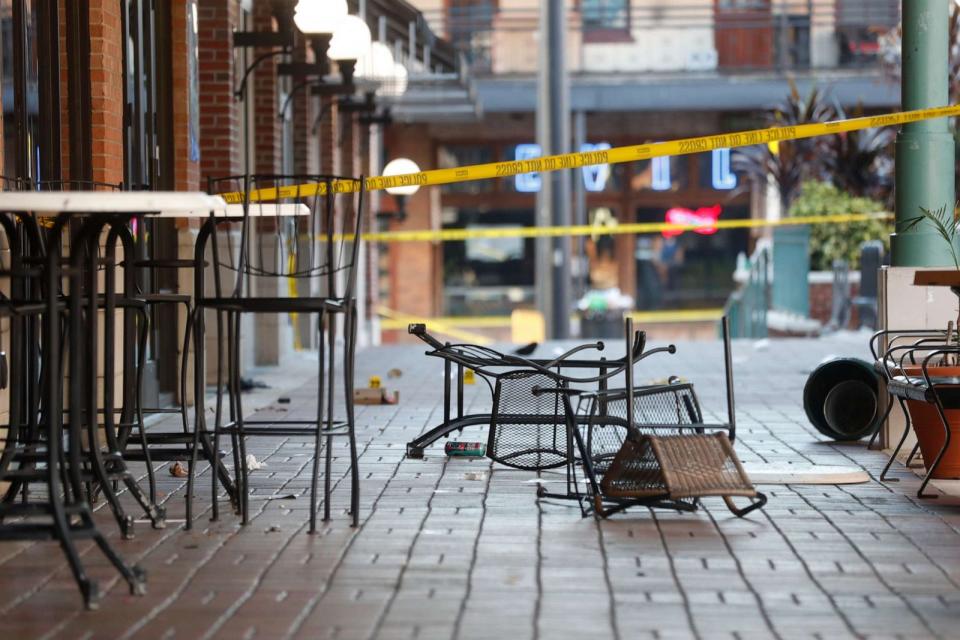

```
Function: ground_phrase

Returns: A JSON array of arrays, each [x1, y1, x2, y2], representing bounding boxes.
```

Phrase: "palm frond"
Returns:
[[906, 204, 960, 270]]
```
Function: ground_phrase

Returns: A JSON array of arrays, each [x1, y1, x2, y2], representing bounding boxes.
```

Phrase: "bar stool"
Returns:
[[199, 175, 363, 531]]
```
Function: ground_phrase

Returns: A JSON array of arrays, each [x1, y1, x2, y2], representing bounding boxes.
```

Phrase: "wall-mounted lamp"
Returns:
[[379, 157, 421, 222], [281, 0, 347, 77], [293, 0, 346, 35], [328, 15, 372, 87]]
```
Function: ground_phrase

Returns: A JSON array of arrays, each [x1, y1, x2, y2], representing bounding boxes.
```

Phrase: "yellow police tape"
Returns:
[[218, 104, 960, 204], [377, 305, 494, 345], [361, 212, 892, 243]]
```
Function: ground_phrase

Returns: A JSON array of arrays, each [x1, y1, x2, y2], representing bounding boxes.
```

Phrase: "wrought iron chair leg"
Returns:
[[722, 492, 768, 518], [905, 441, 922, 468], [232, 311, 250, 524], [310, 311, 325, 533], [324, 314, 335, 522], [345, 307, 360, 527], [880, 398, 913, 482], [867, 394, 894, 450], [918, 395, 952, 499]]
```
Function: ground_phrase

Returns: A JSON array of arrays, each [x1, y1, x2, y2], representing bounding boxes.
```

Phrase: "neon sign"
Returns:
[[514, 142, 612, 193], [581, 142, 611, 191], [513, 145, 737, 192], [514, 143, 543, 192], [662, 205, 722, 238], [651, 157, 672, 191], [711, 148, 737, 190]]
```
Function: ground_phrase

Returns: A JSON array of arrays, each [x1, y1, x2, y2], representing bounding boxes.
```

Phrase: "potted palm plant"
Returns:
[[900, 204, 960, 478]]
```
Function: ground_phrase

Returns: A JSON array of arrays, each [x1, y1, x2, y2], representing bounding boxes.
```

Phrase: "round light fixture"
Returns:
[[357, 42, 395, 81], [379, 62, 408, 98], [328, 15, 372, 61], [383, 158, 422, 196], [293, 0, 347, 35]]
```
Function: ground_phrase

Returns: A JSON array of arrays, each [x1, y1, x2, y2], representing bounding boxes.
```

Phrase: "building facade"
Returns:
[[380, 0, 901, 341], [0, 0, 464, 406]]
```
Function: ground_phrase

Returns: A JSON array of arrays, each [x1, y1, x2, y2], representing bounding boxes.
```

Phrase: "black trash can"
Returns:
[[580, 310, 623, 339], [803, 357, 882, 441]]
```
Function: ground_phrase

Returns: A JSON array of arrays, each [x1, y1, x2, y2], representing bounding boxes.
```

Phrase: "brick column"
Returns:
[[384, 124, 437, 342], [250, 0, 283, 365], [291, 40, 317, 176], [88, 0, 124, 186], [198, 0, 243, 180], [318, 96, 339, 175], [252, 0, 281, 175], [195, 0, 244, 387]]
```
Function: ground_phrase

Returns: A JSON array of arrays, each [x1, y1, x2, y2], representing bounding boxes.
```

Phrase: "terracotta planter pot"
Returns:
[[902, 365, 960, 479]]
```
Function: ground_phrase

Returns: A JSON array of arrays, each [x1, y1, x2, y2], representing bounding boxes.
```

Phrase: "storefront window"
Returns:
[[634, 205, 750, 310], [0, 0, 40, 182], [632, 157, 688, 192], [442, 207, 536, 316], [585, 207, 620, 290], [582, 0, 629, 32], [439, 145, 494, 194], [503, 142, 623, 193], [697, 148, 746, 191]]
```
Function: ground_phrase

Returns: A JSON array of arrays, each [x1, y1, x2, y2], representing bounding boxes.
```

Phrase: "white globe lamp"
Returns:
[[328, 15, 372, 86], [383, 157, 421, 221], [357, 41, 395, 81], [293, 0, 347, 35]]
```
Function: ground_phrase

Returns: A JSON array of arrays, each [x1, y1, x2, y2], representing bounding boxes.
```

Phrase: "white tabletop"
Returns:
[[167, 203, 311, 218], [0, 191, 228, 215]]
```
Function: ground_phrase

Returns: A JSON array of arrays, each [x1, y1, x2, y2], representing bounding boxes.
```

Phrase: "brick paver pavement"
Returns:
[[1, 332, 959, 639]]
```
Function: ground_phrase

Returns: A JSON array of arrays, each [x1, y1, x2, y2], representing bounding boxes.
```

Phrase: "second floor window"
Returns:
[[581, 0, 629, 32]]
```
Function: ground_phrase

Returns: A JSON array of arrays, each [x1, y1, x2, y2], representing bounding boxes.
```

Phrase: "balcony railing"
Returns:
[[423, 0, 900, 75]]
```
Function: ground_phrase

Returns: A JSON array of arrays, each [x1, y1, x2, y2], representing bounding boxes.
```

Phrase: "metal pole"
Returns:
[[573, 110, 587, 303], [892, 0, 956, 266], [536, 0, 572, 339]]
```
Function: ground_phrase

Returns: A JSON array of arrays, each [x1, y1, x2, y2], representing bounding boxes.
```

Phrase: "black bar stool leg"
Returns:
[[324, 313, 335, 522], [344, 306, 360, 527], [309, 310, 326, 533]]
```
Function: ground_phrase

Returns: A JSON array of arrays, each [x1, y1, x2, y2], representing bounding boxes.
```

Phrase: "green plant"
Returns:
[[904, 203, 960, 356], [788, 181, 891, 271], [734, 80, 835, 211], [903, 203, 960, 269], [826, 102, 895, 205]]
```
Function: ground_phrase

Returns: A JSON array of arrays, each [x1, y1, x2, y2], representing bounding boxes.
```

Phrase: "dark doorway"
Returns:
[[122, 0, 180, 406]]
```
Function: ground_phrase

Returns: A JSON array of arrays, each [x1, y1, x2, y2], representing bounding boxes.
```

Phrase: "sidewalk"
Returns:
[[0, 332, 958, 639]]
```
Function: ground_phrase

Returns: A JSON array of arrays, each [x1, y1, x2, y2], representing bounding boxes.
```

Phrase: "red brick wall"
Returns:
[[318, 96, 339, 175], [809, 280, 862, 329], [88, 0, 124, 186], [198, 0, 243, 180], [384, 124, 438, 334], [291, 40, 317, 175], [253, 0, 281, 175]]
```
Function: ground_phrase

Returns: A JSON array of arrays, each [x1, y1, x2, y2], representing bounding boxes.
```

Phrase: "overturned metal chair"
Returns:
[[407, 323, 675, 469], [540, 317, 766, 518]]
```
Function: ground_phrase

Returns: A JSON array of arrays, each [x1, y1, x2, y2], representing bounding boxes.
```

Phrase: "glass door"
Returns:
[[123, 0, 179, 406]]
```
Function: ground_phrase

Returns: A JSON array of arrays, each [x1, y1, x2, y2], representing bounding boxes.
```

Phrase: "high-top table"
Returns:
[[0, 191, 226, 609]]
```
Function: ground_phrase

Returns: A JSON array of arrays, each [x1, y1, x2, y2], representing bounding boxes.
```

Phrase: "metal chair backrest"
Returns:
[[205, 174, 364, 302]]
